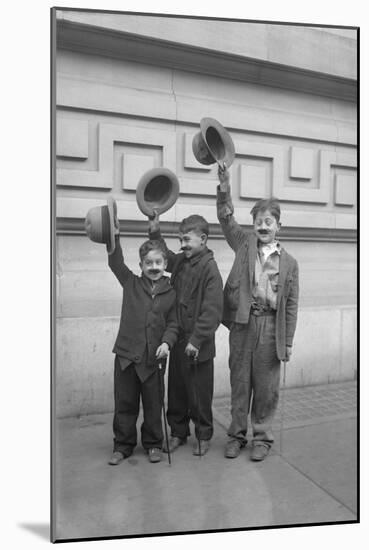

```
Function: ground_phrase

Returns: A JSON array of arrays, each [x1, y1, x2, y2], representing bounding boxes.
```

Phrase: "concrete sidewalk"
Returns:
[[53, 380, 357, 541]]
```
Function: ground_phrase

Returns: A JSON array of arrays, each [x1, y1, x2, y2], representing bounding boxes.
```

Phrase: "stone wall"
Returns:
[[54, 12, 357, 417]]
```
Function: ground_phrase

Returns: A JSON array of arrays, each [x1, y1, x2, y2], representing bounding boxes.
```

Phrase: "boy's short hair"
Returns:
[[179, 214, 209, 236], [250, 197, 281, 223], [139, 239, 168, 261]]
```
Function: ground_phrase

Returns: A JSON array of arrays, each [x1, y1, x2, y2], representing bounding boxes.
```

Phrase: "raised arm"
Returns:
[[108, 236, 133, 287], [217, 165, 248, 252], [148, 211, 177, 272]]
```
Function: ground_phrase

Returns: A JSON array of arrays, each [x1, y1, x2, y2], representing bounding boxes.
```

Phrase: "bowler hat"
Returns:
[[136, 167, 179, 217], [192, 117, 235, 168], [85, 197, 117, 255]]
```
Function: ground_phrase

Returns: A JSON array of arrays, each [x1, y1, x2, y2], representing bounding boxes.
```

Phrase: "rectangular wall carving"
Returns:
[[335, 174, 356, 206], [289, 146, 314, 180], [122, 154, 155, 191], [57, 118, 89, 159], [57, 122, 176, 189], [56, 115, 356, 229]]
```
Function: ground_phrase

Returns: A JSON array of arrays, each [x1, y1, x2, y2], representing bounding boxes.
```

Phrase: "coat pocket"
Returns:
[[224, 280, 240, 311], [285, 274, 293, 288]]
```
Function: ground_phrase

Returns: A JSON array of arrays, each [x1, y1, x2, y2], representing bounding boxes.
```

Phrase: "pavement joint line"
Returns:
[[272, 413, 357, 431], [212, 381, 357, 432], [278, 453, 357, 517], [213, 410, 357, 432]]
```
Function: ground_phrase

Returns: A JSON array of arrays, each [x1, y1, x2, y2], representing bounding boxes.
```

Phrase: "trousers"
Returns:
[[228, 315, 281, 447], [167, 339, 214, 441], [113, 356, 163, 453]]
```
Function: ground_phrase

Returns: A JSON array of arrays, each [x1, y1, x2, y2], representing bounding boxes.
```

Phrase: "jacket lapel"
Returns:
[[171, 253, 185, 285], [176, 249, 211, 306], [248, 234, 257, 286], [155, 277, 172, 295], [141, 275, 171, 297], [277, 249, 288, 307], [185, 252, 208, 303]]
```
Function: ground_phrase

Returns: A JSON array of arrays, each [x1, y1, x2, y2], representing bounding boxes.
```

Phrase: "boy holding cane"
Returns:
[[105, 204, 178, 465]]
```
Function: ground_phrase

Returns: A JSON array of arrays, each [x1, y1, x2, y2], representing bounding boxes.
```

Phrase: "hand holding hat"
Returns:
[[85, 197, 118, 255], [192, 118, 235, 169], [148, 209, 160, 234], [113, 207, 120, 235], [218, 163, 230, 192], [136, 167, 179, 218]]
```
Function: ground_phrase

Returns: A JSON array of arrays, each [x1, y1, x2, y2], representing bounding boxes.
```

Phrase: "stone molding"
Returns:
[[56, 218, 357, 243], [57, 78, 356, 145], [56, 20, 357, 102]]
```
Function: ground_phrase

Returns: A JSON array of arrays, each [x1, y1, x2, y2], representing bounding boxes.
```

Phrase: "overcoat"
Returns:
[[108, 237, 178, 380], [149, 230, 223, 363], [217, 187, 299, 361]]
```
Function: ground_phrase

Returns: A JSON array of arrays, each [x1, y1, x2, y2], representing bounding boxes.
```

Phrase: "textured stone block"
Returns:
[[290, 146, 314, 179], [178, 177, 216, 196], [57, 117, 89, 158], [240, 164, 268, 199], [335, 174, 356, 206], [55, 306, 357, 416], [122, 154, 155, 191]]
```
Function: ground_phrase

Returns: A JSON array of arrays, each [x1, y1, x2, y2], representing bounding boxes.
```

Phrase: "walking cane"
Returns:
[[193, 355, 201, 458], [279, 359, 287, 456], [158, 352, 171, 465]]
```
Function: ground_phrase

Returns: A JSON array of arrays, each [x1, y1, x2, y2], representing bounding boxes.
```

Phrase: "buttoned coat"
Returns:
[[217, 187, 299, 361], [149, 229, 223, 362], [108, 237, 178, 381]]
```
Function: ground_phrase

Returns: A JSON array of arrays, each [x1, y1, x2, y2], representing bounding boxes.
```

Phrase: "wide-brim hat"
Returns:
[[136, 167, 179, 217], [85, 197, 117, 255], [192, 117, 235, 168]]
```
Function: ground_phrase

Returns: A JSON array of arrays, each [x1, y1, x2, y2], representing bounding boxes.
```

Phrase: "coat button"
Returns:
[[134, 356, 139, 361]]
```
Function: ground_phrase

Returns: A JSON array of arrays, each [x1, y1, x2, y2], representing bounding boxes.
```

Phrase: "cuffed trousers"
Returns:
[[167, 339, 214, 441], [113, 356, 163, 454], [228, 315, 281, 447]]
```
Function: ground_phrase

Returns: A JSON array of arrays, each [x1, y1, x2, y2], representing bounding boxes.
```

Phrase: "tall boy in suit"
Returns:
[[216, 166, 299, 461]]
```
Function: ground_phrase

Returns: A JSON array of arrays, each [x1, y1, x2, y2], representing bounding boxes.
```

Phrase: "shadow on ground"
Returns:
[[18, 523, 49, 541]]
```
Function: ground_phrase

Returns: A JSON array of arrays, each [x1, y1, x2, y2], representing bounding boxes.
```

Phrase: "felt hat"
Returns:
[[192, 117, 235, 168], [85, 197, 117, 255], [136, 167, 179, 217]]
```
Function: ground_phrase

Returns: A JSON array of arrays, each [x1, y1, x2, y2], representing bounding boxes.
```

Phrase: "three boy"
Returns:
[[104, 161, 299, 464]]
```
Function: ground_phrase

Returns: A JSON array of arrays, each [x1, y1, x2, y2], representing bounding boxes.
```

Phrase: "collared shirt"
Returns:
[[253, 241, 281, 310]]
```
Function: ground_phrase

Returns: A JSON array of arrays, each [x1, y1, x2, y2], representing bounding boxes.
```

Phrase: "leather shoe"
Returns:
[[162, 436, 187, 453], [250, 444, 270, 461], [224, 439, 242, 459], [108, 451, 125, 465], [193, 440, 210, 456], [148, 448, 162, 463]]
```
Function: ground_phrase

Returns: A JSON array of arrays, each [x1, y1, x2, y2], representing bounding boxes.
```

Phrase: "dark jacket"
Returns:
[[217, 186, 299, 361], [149, 230, 223, 362], [108, 237, 178, 380]]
